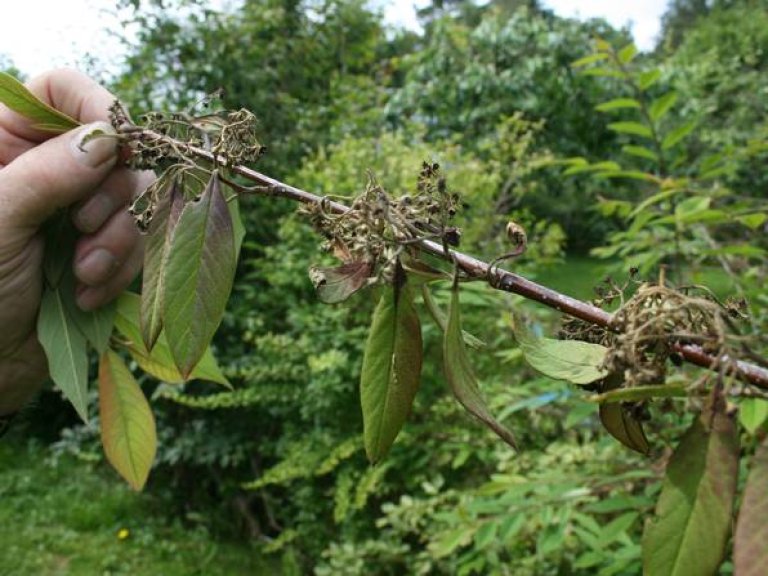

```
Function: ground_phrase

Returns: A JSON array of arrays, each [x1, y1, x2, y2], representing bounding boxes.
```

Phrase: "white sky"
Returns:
[[0, 1, 669, 78]]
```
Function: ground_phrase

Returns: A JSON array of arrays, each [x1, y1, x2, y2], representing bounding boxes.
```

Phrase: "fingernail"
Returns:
[[73, 193, 114, 233], [76, 284, 105, 311], [76, 248, 119, 285], [71, 122, 118, 168]]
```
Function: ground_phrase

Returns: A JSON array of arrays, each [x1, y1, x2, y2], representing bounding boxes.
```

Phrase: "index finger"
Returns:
[[0, 68, 116, 145]]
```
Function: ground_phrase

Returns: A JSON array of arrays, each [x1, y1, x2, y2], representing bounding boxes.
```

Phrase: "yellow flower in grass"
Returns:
[[117, 528, 130, 540]]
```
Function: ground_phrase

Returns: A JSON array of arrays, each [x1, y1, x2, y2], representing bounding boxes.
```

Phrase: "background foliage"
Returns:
[[3, 0, 767, 573]]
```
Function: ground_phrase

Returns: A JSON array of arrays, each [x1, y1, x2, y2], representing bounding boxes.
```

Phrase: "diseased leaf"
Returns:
[[309, 261, 373, 304], [608, 122, 653, 139], [444, 279, 516, 449], [649, 92, 678, 122], [115, 293, 229, 387], [0, 72, 80, 133], [141, 178, 184, 351], [739, 398, 768, 435], [734, 436, 768, 576], [642, 401, 739, 576], [163, 172, 237, 378], [360, 278, 423, 464], [98, 350, 157, 491], [37, 287, 90, 423], [512, 315, 608, 385], [599, 402, 650, 455]]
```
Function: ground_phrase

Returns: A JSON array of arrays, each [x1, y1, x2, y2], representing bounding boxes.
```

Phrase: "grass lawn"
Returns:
[[0, 440, 277, 576]]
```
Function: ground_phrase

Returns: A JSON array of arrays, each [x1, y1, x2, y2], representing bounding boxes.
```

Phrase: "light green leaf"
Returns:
[[595, 98, 641, 113], [164, 172, 237, 378], [37, 287, 89, 423], [637, 69, 662, 91], [734, 436, 768, 576], [617, 43, 637, 64], [64, 293, 115, 355], [622, 145, 659, 162], [444, 280, 516, 449], [571, 53, 609, 68], [360, 278, 423, 464], [736, 213, 767, 230], [649, 92, 678, 123], [642, 402, 739, 576], [0, 72, 80, 133], [98, 350, 157, 491], [141, 177, 184, 351], [739, 398, 768, 435], [662, 120, 697, 150], [512, 315, 608, 385], [608, 122, 653, 138], [115, 292, 229, 387]]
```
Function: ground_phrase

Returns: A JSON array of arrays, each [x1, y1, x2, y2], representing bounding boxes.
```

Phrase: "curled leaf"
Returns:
[[309, 260, 373, 304], [360, 276, 423, 464], [599, 402, 650, 455], [444, 278, 516, 450]]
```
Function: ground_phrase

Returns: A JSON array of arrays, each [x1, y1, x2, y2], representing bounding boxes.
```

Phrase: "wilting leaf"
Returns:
[[421, 285, 485, 350], [642, 401, 739, 576], [512, 314, 608, 385], [360, 279, 423, 464], [141, 178, 184, 351], [0, 72, 80, 133], [739, 398, 768, 435], [163, 172, 237, 378], [98, 350, 157, 491], [444, 279, 516, 449], [37, 287, 89, 423], [734, 436, 768, 576], [309, 261, 373, 304], [599, 402, 650, 455], [115, 293, 229, 387]]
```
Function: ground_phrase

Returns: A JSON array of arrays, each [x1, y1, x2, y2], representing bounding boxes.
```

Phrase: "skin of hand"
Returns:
[[0, 69, 151, 415]]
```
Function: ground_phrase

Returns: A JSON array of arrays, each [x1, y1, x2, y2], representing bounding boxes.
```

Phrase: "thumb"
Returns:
[[0, 122, 118, 228]]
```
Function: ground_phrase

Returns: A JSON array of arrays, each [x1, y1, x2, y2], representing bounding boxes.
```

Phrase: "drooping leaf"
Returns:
[[595, 98, 641, 112], [512, 314, 608, 385], [608, 122, 653, 139], [421, 285, 485, 350], [734, 436, 768, 576], [163, 172, 237, 378], [0, 72, 80, 133], [98, 350, 157, 491], [739, 398, 768, 435], [642, 401, 739, 576], [140, 177, 184, 351], [37, 287, 90, 423], [444, 279, 516, 450], [360, 278, 423, 464], [309, 261, 373, 304], [115, 293, 229, 387], [599, 402, 650, 455], [649, 92, 678, 122], [662, 120, 697, 150]]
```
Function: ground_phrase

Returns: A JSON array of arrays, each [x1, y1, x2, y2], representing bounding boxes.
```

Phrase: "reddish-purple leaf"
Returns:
[[309, 260, 373, 304], [734, 436, 768, 576], [163, 172, 237, 378]]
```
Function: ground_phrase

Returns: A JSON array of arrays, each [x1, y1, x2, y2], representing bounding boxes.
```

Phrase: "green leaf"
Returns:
[[662, 120, 697, 150], [739, 398, 768, 435], [589, 384, 687, 404], [141, 177, 185, 351], [309, 261, 373, 304], [617, 43, 637, 64], [115, 293, 229, 387], [64, 293, 115, 355], [0, 72, 80, 133], [734, 436, 768, 576], [512, 315, 608, 385], [227, 194, 246, 256], [642, 401, 739, 576], [622, 145, 659, 162], [649, 92, 678, 123], [41, 213, 78, 289], [599, 402, 650, 455], [360, 278, 423, 464], [736, 213, 767, 230], [98, 350, 157, 491], [444, 280, 516, 449], [571, 53, 609, 68], [37, 287, 90, 423], [163, 172, 237, 378], [637, 69, 662, 91], [421, 285, 485, 350], [608, 122, 653, 139], [595, 98, 641, 113]]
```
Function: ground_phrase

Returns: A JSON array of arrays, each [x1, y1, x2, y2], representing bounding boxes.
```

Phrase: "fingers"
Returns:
[[74, 207, 144, 311], [0, 68, 117, 144], [0, 122, 119, 229]]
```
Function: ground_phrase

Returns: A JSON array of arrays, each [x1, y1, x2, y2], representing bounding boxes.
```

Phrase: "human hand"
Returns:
[[0, 69, 149, 414]]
